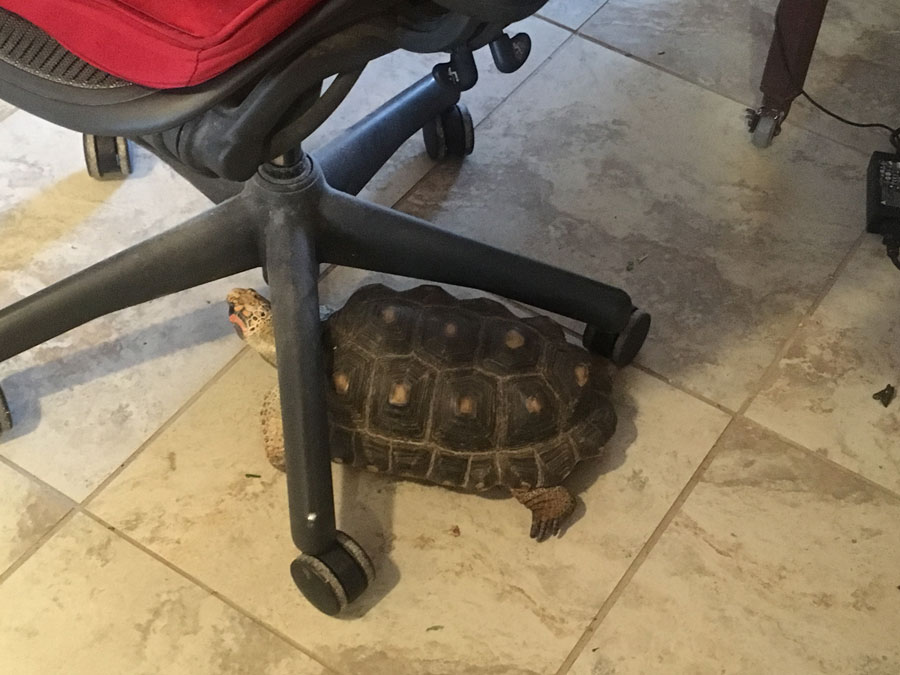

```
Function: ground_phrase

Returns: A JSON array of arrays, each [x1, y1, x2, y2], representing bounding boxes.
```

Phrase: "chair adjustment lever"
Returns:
[[490, 32, 532, 74], [434, 46, 478, 91]]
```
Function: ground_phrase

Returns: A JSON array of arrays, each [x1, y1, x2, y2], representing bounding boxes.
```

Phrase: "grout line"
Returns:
[[552, 223, 885, 673], [739, 414, 900, 502], [78, 509, 347, 675], [390, 32, 578, 212], [785, 99, 889, 155], [1, 345, 250, 585], [319, 263, 339, 282], [80, 344, 251, 508], [554, 416, 738, 675], [571, 32, 878, 159], [628, 362, 737, 415], [0, 454, 78, 508], [575, 31, 757, 105], [534, 14, 576, 33], [537, 0, 613, 33], [735, 231, 866, 417], [0, 509, 77, 586], [78, 259, 338, 507]]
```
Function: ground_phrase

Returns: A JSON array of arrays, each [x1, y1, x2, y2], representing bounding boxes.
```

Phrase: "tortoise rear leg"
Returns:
[[261, 386, 286, 472], [511, 486, 576, 541]]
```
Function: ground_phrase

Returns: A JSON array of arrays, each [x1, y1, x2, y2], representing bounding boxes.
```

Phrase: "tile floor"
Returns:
[[1, 4, 899, 674]]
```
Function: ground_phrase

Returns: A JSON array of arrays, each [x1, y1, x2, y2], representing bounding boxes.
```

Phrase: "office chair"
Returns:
[[0, 0, 650, 614]]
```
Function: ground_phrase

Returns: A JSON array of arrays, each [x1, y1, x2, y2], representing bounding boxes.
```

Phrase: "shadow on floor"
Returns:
[[0, 301, 238, 438]]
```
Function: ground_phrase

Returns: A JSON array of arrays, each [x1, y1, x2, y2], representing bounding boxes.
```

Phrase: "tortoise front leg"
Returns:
[[511, 486, 576, 541], [261, 386, 286, 472]]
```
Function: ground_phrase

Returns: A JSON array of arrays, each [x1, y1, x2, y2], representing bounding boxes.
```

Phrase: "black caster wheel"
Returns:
[[583, 309, 651, 368], [290, 531, 375, 616], [0, 385, 11, 437], [83, 134, 132, 180], [423, 103, 474, 161]]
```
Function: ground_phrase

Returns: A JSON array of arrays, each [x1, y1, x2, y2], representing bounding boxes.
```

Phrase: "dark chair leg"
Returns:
[[315, 73, 460, 196], [262, 181, 375, 616], [750, 0, 829, 147], [0, 198, 258, 363], [759, 0, 829, 116], [264, 211, 337, 556], [316, 188, 635, 333]]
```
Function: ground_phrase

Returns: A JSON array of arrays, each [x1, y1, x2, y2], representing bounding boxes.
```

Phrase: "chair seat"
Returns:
[[1, 0, 325, 89]]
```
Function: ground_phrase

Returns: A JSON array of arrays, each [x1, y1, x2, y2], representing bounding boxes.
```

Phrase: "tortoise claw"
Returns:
[[530, 516, 561, 542], [515, 486, 575, 541]]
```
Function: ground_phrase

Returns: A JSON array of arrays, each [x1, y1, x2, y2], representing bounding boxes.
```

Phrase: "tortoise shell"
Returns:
[[315, 284, 616, 492]]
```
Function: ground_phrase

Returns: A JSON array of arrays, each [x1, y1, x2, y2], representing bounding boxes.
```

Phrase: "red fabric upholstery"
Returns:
[[3, 0, 325, 88]]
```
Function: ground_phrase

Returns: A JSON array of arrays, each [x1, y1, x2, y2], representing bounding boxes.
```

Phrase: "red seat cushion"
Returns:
[[2, 0, 325, 89]]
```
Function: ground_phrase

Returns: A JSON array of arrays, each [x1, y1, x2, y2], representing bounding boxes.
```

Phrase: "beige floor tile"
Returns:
[[0, 512, 330, 675], [570, 418, 900, 675], [0, 461, 70, 575], [747, 240, 900, 493], [582, 0, 900, 152], [89, 324, 729, 674], [396, 36, 866, 411], [4, 5, 896, 672], [0, 114, 261, 500], [0, 101, 15, 123], [539, 0, 607, 29]]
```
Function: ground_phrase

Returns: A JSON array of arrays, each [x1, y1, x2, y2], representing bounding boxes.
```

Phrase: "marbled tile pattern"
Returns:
[[0, 513, 332, 675], [1, 6, 899, 674], [748, 241, 900, 493], [570, 419, 900, 674], [398, 36, 866, 410], [0, 461, 70, 574], [0, 115, 260, 500], [582, 0, 900, 152], [89, 344, 729, 674]]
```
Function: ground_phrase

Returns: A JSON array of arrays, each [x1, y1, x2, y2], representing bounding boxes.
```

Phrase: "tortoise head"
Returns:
[[227, 289, 277, 367]]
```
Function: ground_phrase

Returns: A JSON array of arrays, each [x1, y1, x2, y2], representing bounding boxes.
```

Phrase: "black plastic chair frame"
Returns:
[[0, 0, 647, 614]]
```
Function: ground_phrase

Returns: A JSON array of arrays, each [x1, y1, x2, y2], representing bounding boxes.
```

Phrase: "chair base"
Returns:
[[0, 63, 647, 613]]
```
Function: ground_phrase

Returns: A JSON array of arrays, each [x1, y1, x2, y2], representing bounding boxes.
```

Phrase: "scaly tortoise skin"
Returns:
[[227, 284, 617, 540]]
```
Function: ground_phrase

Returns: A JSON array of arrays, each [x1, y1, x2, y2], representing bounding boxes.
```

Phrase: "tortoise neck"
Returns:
[[247, 325, 277, 368]]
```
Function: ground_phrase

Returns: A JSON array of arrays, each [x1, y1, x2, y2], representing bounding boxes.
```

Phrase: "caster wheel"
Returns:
[[0, 385, 11, 437], [750, 113, 779, 149], [423, 103, 474, 161], [83, 134, 132, 180], [583, 309, 651, 368], [290, 531, 375, 616]]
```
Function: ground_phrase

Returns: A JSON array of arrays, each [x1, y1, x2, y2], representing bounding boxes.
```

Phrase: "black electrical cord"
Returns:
[[772, 6, 900, 273], [773, 5, 900, 153]]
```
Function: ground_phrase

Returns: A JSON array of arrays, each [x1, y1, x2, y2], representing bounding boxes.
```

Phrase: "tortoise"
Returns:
[[226, 284, 617, 540]]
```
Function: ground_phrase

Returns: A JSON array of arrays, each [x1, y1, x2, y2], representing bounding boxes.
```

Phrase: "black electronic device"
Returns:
[[866, 151, 900, 271]]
